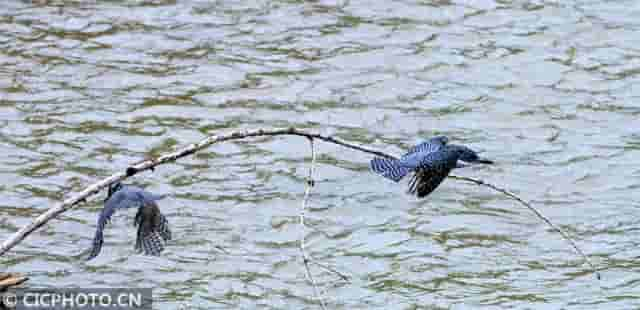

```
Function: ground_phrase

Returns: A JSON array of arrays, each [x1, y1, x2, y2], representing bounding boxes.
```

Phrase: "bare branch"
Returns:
[[0, 128, 386, 257], [309, 261, 351, 283], [0, 273, 28, 292]]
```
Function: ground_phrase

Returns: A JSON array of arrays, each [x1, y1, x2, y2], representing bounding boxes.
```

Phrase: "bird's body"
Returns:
[[370, 136, 493, 198], [87, 183, 171, 260], [370, 136, 449, 182]]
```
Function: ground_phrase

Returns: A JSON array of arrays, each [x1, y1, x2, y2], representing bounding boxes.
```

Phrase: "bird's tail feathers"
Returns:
[[370, 157, 410, 182]]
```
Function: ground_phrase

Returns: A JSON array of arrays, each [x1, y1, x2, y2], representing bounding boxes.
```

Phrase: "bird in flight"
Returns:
[[370, 136, 493, 198], [87, 182, 171, 260]]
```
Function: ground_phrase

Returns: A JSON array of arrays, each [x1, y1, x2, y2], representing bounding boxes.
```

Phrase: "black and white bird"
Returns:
[[87, 182, 171, 260], [370, 136, 493, 198]]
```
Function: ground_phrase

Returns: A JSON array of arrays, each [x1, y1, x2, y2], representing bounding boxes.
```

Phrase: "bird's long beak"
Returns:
[[475, 157, 494, 164]]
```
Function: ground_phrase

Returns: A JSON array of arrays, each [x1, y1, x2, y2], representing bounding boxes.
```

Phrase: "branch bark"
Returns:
[[0, 127, 598, 280], [0, 273, 28, 292]]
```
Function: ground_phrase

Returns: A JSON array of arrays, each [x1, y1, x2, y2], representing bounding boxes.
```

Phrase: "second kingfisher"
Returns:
[[370, 136, 493, 198]]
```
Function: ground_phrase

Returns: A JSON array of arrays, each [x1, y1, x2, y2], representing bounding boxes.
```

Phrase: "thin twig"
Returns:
[[0, 127, 598, 280], [309, 261, 351, 283], [299, 138, 327, 310], [449, 175, 601, 280]]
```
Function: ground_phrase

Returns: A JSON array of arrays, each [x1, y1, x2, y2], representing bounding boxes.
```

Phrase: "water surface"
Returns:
[[0, 1, 639, 309]]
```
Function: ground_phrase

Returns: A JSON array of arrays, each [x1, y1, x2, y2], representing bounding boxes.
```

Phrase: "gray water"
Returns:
[[0, 0, 639, 309]]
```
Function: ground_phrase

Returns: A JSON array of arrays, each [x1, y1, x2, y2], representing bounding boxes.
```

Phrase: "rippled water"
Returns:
[[1, 0, 639, 309]]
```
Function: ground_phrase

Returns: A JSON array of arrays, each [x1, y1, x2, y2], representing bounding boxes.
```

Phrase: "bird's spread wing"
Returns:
[[87, 190, 148, 260], [402, 136, 449, 160], [134, 203, 171, 256], [407, 150, 458, 198], [139, 191, 166, 204]]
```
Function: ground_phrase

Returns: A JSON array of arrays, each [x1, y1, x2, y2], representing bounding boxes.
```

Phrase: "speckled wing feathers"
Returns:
[[407, 150, 458, 198], [141, 232, 165, 256], [158, 213, 171, 241], [134, 203, 171, 256]]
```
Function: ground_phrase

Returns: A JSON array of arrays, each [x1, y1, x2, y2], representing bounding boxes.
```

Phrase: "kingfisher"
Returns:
[[87, 182, 171, 260], [370, 136, 493, 198]]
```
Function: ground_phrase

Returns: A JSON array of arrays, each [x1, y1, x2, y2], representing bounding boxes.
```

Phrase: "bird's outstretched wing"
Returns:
[[402, 136, 448, 160], [87, 186, 166, 260], [407, 149, 458, 198], [134, 203, 171, 256]]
